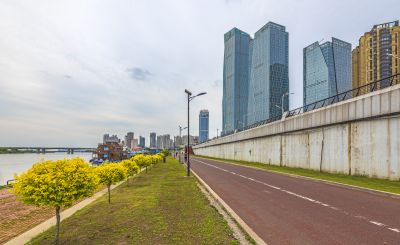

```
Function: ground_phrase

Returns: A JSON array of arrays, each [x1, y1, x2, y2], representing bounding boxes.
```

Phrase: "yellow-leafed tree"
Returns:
[[96, 163, 127, 203], [132, 154, 147, 172], [121, 159, 139, 185], [13, 158, 99, 245]]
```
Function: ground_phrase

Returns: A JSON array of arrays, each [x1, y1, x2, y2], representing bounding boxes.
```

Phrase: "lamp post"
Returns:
[[217, 128, 219, 138], [185, 89, 206, 177], [276, 92, 294, 116], [178, 125, 187, 163]]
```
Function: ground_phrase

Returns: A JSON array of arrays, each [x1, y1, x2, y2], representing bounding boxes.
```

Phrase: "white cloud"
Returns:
[[0, 0, 399, 146]]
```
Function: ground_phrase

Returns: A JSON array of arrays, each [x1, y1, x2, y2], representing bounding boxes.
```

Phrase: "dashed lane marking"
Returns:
[[192, 158, 400, 235]]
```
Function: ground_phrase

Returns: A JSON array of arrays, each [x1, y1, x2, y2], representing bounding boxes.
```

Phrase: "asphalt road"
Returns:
[[190, 157, 400, 245]]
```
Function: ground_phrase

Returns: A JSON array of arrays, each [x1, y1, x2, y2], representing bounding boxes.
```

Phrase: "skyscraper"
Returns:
[[222, 28, 252, 134], [139, 136, 145, 148], [247, 22, 289, 125], [150, 132, 156, 148], [199, 109, 209, 143], [124, 132, 134, 149], [303, 37, 352, 106], [352, 21, 400, 91]]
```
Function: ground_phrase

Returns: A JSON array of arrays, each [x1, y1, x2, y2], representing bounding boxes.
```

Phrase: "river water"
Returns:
[[0, 152, 93, 186]]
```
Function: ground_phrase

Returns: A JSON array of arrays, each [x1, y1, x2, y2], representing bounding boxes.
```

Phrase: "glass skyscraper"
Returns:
[[199, 109, 209, 143], [222, 28, 252, 134], [247, 22, 289, 125], [303, 37, 352, 106], [149, 132, 156, 148]]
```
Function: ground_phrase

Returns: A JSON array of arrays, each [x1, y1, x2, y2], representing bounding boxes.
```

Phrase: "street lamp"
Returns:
[[185, 89, 206, 176], [178, 125, 187, 163], [276, 92, 294, 116]]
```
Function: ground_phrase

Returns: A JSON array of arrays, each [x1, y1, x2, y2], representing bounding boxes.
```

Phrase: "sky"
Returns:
[[0, 0, 399, 147]]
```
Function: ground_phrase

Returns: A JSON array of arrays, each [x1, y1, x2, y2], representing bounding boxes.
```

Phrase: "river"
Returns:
[[0, 152, 93, 186]]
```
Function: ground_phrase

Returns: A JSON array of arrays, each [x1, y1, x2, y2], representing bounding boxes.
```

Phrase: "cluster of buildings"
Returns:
[[221, 20, 400, 135]]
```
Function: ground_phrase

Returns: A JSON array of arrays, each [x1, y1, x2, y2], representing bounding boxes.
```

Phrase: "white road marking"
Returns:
[[369, 221, 385, 227], [192, 158, 400, 235]]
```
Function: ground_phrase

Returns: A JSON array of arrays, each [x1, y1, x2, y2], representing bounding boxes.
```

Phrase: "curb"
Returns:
[[190, 167, 267, 245], [194, 156, 400, 198]]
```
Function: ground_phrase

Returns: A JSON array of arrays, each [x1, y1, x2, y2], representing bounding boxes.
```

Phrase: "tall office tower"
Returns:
[[352, 21, 400, 92], [124, 132, 134, 149], [156, 135, 162, 149], [139, 136, 145, 148], [199, 109, 209, 143], [247, 22, 289, 125], [303, 37, 352, 106], [222, 28, 252, 134], [162, 134, 170, 149], [150, 132, 156, 148]]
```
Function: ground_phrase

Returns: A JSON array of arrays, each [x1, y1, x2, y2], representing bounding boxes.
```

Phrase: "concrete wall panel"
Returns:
[[194, 84, 400, 180]]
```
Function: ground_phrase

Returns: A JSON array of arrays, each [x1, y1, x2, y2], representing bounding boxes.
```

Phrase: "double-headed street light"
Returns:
[[185, 89, 206, 177], [178, 125, 187, 163], [276, 92, 294, 116]]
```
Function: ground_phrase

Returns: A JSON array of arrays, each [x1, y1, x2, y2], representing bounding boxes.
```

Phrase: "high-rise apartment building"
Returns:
[[150, 132, 156, 148], [139, 136, 145, 148], [247, 22, 289, 125], [303, 37, 352, 106], [199, 110, 209, 143], [156, 134, 171, 149], [352, 21, 400, 91], [222, 28, 252, 134], [174, 136, 183, 147], [124, 132, 134, 149]]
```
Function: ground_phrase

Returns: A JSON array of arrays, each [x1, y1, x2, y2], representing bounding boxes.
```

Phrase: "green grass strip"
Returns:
[[28, 158, 238, 245]]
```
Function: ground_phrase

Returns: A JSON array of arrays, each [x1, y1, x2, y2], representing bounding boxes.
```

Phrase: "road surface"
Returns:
[[190, 157, 400, 244]]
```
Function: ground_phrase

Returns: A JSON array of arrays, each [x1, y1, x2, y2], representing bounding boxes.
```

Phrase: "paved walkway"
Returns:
[[191, 157, 400, 244]]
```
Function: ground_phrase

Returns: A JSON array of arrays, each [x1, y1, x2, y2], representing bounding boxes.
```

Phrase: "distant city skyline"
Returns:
[[0, 0, 398, 146]]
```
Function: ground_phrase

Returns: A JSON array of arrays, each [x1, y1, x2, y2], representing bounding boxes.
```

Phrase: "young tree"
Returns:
[[132, 154, 147, 172], [121, 159, 139, 185], [144, 155, 154, 170], [96, 163, 127, 203], [13, 158, 98, 245], [161, 150, 169, 163]]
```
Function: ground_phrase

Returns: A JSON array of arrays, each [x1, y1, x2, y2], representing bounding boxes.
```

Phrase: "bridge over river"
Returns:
[[2, 147, 96, 154]]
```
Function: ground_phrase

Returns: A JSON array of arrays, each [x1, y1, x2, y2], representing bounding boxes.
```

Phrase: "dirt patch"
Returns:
[[0, 188, 53, 244]]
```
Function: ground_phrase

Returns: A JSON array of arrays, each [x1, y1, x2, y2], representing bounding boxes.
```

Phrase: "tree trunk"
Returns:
[[108, 185, 111, 203], [163, 156, 166, 163], [55, 206, 61, 245], [146, 166, 147, 173]]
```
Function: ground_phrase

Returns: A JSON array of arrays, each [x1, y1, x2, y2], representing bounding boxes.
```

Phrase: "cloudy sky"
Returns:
[[0, 0, 398, 147]]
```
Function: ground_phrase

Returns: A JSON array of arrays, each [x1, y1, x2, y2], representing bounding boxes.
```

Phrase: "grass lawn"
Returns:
[[28, 157, 238, 245], [195, 155, 400, 195]]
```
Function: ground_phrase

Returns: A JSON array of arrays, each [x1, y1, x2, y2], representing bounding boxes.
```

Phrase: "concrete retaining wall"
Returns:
[[193, 84, 400, 180]]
